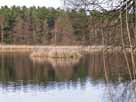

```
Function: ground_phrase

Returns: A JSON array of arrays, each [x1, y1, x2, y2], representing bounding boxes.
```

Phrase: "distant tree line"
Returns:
[[0, 4, 135, 46]]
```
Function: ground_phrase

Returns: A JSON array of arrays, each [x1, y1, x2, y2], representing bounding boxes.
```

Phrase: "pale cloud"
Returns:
[[0, 0, 62, 8]]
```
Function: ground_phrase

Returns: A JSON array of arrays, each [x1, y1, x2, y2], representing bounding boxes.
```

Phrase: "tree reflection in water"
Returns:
[[0, 52, 136, 102]]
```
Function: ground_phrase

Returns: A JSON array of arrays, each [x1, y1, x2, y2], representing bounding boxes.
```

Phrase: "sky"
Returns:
[[0, 0, 62, 8]]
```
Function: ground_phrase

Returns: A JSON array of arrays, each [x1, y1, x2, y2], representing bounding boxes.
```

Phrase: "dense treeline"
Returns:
[[0, 6, 135, 45]]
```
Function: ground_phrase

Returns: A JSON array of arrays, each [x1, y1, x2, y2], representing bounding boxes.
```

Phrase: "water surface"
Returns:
[[0, 52, 135, 102]]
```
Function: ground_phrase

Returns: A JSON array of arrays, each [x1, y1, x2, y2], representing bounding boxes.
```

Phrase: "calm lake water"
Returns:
[[0, 52, 136, 102]]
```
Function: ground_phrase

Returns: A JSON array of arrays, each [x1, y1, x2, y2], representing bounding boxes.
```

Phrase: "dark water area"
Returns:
[[0, 52, 136, 102]]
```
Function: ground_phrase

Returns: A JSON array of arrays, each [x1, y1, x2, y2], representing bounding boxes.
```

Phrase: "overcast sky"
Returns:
[[0, 0, 62, 8]]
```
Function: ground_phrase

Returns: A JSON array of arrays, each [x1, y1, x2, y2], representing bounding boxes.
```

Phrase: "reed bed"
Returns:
[[31, 49, 82, 59]]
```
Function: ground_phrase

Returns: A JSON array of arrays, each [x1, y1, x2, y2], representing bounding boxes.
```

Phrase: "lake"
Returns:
[[0, 52, 135, 102]]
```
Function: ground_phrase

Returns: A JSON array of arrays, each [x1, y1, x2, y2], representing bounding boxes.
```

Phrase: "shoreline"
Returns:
[[0, 45, 135, 53]]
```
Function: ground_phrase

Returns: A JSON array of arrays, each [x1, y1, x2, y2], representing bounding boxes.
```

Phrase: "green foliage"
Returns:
[[0, 6, 91, 45], [47, 16, 55, 30], [0, 6, 133, 45], [69, 9, 90, 42]]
